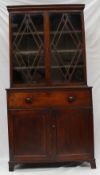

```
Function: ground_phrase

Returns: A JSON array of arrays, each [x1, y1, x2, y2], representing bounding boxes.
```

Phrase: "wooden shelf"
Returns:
[[51, 30, 82, 34], [51, 65, 83, 68], [13, 49, 82, 55], [13, 31, 44, 35], [13, 65, 83, 70], [51, 49, 82, 53], [13, 50, 44, 55], [12, 30, 82, 36], [13, 66, 45, 70]]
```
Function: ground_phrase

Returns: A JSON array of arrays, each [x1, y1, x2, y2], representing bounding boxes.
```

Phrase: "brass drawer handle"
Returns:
[[68, 96, 76, 102], [25, 97, 32, 104]]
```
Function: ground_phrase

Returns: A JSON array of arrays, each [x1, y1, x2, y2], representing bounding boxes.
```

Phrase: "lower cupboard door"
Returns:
[[9, 109, 50, 162], [55, 108, 94, 161]]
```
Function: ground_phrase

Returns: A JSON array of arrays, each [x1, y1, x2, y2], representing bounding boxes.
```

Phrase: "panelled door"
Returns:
[[54, 108, 93, 161], [9, 107, 93, 161], [9, 109, 51, 162]]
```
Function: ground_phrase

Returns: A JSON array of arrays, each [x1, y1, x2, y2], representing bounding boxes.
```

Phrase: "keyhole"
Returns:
[[52, 124, 56, 128]]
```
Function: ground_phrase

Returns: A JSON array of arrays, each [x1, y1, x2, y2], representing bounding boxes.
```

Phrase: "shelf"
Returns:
[[13, 65, 83, 70], [12, 30, 82, 36], [13, 31, 44, 35], [51, 30, 82, 34], [13, 49, 82, 55], [13, 66, 45, 70], [13, 50, 44, 55], [51, 49, 82, 53], [51, 65, 83, 68]]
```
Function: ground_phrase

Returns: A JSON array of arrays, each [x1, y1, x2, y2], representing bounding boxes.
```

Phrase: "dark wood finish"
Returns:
[[81, 11, 87, 84], [7, 88, 92, 108], [90, 159, 96, 169], [7, 87, 95, 170], [55, 108, 93, 160], [6, 4, 96, 171], [9, 162, 15, 171], [44, 12, 51, 84], [7, 4, 85, 12], [9, 109, 50, 160]]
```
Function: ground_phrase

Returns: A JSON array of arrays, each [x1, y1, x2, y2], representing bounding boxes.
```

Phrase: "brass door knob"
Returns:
[[25, 97, 32, 103], [68, 96, 76, 102]]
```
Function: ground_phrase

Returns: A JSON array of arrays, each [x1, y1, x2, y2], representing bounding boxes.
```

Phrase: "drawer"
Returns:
[[7, 89, 92, 108]]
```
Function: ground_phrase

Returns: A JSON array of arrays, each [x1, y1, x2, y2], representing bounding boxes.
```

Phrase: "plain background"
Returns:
[[0, 0, 100, 174]]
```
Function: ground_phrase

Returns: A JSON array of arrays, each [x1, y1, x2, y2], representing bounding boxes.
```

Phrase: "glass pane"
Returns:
[[12, 13, 45, 85], [50, 13, 84, 84]]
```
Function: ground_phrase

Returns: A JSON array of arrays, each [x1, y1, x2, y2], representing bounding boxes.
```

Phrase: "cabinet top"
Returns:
[[8, 3, 86, 87], [7, 4, 85, 12]]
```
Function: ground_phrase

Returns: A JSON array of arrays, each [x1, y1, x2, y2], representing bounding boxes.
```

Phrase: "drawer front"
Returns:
[[7, 89, 92, 108]]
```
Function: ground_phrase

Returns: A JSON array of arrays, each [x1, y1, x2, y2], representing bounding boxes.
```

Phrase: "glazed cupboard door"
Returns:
[[9, 109, 50, 162], [55, 108, 93, 161], [49, 12, 86, 85], [10, 11, 86, 87], [11, 13, 46, 86]]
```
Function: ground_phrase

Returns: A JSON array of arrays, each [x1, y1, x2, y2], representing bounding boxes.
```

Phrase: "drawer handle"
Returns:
[[68, 96, 76, 102], [25, 97, 32, 104]]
